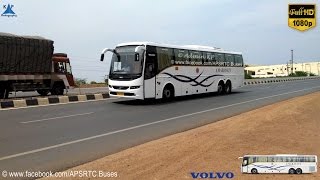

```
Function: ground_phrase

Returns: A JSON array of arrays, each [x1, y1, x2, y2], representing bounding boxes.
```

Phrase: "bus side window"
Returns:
[[216, 53, 225, 66], [156, 47, 173, 73], [235, 55, 244, 67], [174, 49, 189, 64], [145, 46, 157, 80], [225, 54, 235, 66], [248, 157, 253, 164], [189, 50, 202, 64], [268, 157, 275, 162]]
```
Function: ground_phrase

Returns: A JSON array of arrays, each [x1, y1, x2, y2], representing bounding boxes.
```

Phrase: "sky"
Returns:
[[0, 0, 319, 81]]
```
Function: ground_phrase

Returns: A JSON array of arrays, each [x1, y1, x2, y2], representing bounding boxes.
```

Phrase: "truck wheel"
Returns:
[[0, 88, 4, 99], [37, 89, 50, 96], [51, 84, 64, 95], [0, 88, 9, 99], [4, 89, 9, 99]]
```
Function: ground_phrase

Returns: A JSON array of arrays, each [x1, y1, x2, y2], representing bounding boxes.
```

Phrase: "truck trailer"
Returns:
[[0, 33, 75, 99]]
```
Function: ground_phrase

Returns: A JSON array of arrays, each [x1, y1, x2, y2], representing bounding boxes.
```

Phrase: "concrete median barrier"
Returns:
[[0, 93, 110, 109], [244, 76, 320, 86]]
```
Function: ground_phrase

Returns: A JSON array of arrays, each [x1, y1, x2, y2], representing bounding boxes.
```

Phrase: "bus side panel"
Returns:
[[144, 77, 156, 98]]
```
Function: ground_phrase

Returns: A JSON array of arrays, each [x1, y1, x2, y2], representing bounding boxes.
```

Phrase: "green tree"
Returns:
[[309, 72, 316, 76], [289, 71, 308, 77], [244, 70, 252, 79], [75, 78, 87, 86]]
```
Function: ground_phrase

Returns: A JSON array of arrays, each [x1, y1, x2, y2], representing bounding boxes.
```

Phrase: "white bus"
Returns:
[[100, 42, 244, 100], [240, 154, 318, 174]]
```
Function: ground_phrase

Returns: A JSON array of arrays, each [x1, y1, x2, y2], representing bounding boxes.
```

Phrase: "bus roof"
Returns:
[[116, 42, 242, 55], [243, 154, 317, 157]]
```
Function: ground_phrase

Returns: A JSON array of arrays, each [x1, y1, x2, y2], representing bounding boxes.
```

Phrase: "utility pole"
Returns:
[[291, 49, 294, 74]]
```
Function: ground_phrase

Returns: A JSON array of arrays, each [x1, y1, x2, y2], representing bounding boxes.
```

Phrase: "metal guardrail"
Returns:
[[244, 76, 320, 85]]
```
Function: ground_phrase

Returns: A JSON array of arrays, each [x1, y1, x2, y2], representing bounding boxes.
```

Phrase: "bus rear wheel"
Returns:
[[251, 168, 258, 174], [296, 168, 302, 174], [225, 81, 232, 94], [217, 81, 224, 95], [289, 168, 296, 174]]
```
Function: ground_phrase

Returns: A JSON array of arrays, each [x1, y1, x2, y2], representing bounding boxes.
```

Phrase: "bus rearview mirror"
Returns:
[[100, 54, 104, 61], [135, 46, 146, 53]]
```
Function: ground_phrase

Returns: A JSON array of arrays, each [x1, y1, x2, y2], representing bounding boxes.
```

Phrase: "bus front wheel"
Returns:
[[289, 168, 296, 174], [162, 84, 174, 101], [296, 168, 302, 174], [251, 168, 258, 174]]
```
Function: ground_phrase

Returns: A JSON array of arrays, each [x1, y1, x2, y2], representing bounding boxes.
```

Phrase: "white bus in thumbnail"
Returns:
[[240, 154, 318, 174], [100, 42, 244, 100]]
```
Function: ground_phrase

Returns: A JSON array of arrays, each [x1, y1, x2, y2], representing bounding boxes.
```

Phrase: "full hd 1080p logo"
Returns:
[[288, 4, 316, 31], [190, 171, 234, 179], [1, 3, 17, 17]]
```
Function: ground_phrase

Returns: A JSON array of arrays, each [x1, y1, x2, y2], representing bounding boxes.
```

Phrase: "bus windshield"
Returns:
[[110, 46, 143, 76]]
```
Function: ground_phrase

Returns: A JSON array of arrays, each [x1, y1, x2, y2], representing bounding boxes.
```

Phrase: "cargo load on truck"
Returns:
[[0, 32, 75, 99], [0, 32, 54, 74]]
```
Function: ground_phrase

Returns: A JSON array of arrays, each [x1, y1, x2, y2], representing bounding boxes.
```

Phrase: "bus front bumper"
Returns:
[[109, 86, 143, 100]]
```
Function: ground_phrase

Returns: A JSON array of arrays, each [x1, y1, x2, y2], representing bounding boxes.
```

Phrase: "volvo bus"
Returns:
[[239, 154, 318, 174], [100, 42, 244, 100]]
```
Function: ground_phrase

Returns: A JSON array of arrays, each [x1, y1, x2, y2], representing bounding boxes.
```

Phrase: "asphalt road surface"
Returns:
[[0, 79, 319, 179]]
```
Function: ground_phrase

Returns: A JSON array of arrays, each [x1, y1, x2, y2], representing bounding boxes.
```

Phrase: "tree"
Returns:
[[90, 81, 97, 84], [244, 70, 252, 79], [289, 71, 308, 77], [75, 78, 87, 86], [309, 72, 316, 76]]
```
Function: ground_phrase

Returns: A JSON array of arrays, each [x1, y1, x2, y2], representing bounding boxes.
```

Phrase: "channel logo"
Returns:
[[288, 4, 316, 31], [190, 172, 234, 179]]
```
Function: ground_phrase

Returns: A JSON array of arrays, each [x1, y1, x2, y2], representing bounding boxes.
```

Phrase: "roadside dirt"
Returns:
[[46, 92, 320, 180]]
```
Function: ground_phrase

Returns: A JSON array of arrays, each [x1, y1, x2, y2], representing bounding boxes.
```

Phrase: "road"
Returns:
[[0, 79, 319, 178], [6, 87, 108, 99]]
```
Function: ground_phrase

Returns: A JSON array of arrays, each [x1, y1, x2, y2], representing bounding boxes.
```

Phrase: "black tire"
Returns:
[[296, 168, 302, 174], [251, 168, 258, 174], [51, 83, 64, 95], [217, 81, 224, 95], [1, 88, 9, 99], [162, 85, 174, 101], [289, 168, 296, 174], [37, 89, 50, 96], [0, 88, 5, 99], [225, 81, 232, 94]]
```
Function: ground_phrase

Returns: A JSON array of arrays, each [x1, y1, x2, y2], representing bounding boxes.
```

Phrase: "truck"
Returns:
[[0, 32, 75, 99]]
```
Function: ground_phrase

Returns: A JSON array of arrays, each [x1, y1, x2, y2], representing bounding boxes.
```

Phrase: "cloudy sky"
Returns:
[[0, 0, 319, 81]]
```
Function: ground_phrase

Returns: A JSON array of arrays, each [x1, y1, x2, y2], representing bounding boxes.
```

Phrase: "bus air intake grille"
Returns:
[[113, 86, 129, 90]]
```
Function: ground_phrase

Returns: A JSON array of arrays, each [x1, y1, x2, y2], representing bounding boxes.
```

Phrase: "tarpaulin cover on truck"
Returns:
[[0, 32, 54, 74]]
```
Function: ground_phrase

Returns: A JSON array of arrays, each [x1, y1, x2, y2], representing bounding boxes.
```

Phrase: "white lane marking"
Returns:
[[0, 98, 119, 111], [20, 112, 94, 124], [0, 86, 319, 161]]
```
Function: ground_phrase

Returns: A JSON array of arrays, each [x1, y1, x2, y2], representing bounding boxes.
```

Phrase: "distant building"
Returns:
[[245, 61, 320, 78]]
